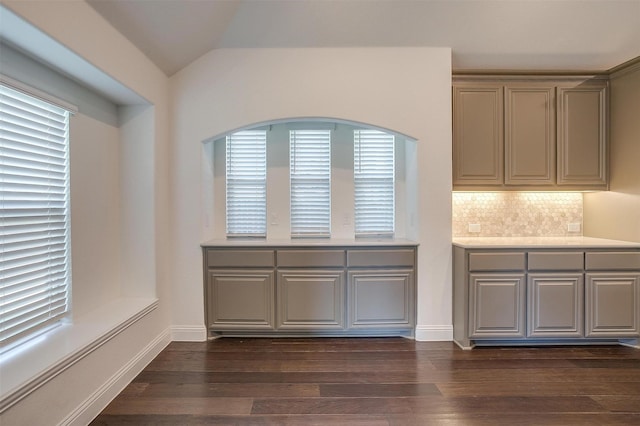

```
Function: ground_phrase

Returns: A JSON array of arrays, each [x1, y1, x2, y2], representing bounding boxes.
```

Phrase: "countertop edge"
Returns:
[[201, 238, 419, 248], [452, 237, 640, 249]]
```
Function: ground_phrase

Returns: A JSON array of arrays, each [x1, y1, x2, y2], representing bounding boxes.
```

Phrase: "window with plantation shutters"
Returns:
[[226, 130, 267, 236], [289, 129, 331, 237], [0, 83, 71, 349], [354, 129, 395, 237]]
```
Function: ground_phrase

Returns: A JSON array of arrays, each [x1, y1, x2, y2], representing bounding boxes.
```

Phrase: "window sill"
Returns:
[[0, 297, 158, 412]]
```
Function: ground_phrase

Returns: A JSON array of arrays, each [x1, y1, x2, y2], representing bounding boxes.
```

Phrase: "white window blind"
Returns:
[[354, 129, 395, 237], [290, 130, 331, 237], [226, 130, 267, 236], [0, 83, 71, 349]]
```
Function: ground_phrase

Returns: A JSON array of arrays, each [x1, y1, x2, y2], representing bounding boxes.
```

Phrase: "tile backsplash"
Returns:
[[452, 192, 583, 237]]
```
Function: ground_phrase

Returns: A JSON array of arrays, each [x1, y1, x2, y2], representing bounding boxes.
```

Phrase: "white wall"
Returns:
[[0, 2, 172, 424], [170, 47, 453, 340], [584, 62, 640, 242], [69, 114, 122, 317]]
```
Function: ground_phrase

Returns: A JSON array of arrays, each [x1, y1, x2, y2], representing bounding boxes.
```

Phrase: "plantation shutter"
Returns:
[[289, 130, 331, 237], [0, 83, 71, 348], [354, 129, 395, 237], [226, 130, 267, 236]]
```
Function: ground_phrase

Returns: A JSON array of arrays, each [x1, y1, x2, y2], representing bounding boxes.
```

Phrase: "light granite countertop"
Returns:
[[202, 238, 419, 247], [452, 236, 640, 249]]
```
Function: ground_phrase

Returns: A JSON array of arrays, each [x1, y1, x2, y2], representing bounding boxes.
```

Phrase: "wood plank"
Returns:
[[92, 337, 640, 425]]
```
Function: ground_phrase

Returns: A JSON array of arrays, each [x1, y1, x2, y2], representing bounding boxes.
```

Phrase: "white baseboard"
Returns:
[[61, 328, 171, 426], [171, 325, 207, 342], [415, 325, 453, 342]]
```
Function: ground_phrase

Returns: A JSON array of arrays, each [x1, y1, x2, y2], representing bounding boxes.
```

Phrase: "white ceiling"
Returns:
[[88, 0, 640, 76]]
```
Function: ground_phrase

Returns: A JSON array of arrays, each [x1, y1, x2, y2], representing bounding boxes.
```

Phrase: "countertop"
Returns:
[[201, 238, 419, 248], [452, 236, 640, 249]]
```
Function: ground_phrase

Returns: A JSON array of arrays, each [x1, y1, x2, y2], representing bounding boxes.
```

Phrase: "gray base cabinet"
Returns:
[[277, 270, 345, 330], [207, 270, 275, 330], [454, 246, 640, 349], [349, 270, 413, 329], [586, 273, 640, 337], [203, 244, 417, 337], [469, 273, 525, 338]]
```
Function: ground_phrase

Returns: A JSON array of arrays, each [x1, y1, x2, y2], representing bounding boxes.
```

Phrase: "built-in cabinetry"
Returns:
[[454, 245, 640, 349], [453, 76, 608, 190], [203, 243, 417, 337]]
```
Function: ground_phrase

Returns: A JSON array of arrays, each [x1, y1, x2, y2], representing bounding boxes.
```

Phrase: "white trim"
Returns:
[[0, 298, 158, 413], [1, 74, 78, 114], [171, 325, 208, 342], [60, 328, 171, 426], [414, 325, 454, 342]]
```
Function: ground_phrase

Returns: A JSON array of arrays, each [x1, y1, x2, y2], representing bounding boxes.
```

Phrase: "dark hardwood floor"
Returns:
[[91, 338, 640, 425]]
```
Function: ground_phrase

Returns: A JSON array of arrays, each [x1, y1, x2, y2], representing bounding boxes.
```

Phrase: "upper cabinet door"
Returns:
[[453, 84, 504, 186], [505, 85, 555, 185], [557, 83, 608, 187]]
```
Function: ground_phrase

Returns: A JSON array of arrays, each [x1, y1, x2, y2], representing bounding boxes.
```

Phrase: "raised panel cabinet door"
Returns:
[[585, 273, 640, 337], [207, 270, 275, 330], [469, 273, 526, 338], [505, 85, 555, 185], [527, 273, 584, 338], [557, 83, 608, 187], [453, 84, 504, 186], [276, 270, 345, 330], [348, 270, 414, 329]]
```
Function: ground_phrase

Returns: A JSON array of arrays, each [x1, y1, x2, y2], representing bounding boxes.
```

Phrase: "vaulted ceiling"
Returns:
[[87, 0, 640, 76]]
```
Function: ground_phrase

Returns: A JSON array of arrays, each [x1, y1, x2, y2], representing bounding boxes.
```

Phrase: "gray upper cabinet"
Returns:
[[452, 76, 608, 191], [557, 82, 608, 187], [505, 85, 555, 185], [453, 84, 503, 186]]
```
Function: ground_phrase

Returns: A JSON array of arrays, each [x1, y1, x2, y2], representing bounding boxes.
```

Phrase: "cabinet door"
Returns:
[[348, 270, 414, 329], [557, 83, 607, 187], [453, 84, 504, 186], [207, 270, 275, 330], [585, 273, 640, 337], [505, 86, 555, 185], [277, 270, 345, 330], [527, 273, 584, 338], [469, 273, 525, 338]]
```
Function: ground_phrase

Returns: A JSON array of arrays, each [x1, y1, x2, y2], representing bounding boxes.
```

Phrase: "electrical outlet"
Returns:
[[568, 223, 581, 233], [468, 223, 481, 233]]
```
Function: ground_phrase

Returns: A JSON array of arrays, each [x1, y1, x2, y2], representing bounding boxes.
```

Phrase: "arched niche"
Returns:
[[201, 117, 419, 241]]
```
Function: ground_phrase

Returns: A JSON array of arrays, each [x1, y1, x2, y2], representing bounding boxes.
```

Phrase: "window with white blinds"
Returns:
[[354, 129, 395, 237], [0, 83, 71, 349], [226, 130, 267, 236], [289, 130, 331, 237]]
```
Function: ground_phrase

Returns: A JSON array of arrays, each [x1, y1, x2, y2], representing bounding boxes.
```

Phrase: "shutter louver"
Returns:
[[290, 130, 331, 237], [1, 84, 71, 348], [354, 129, 395, 237], [226, 130, 267, 236]]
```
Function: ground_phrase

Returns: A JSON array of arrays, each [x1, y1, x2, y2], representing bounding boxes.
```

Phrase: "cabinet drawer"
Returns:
[[528, 252, 584, 271], [347, 249, 415, 268], [586, 252, 640, 270], [468, 252, 525, 271], [206, 249, 275, 268], [277, 250, 345, 268]]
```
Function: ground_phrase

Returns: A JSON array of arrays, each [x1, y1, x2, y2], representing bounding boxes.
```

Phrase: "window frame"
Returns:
[[0, 81, 73, 351], [225, 129, 268, 237]]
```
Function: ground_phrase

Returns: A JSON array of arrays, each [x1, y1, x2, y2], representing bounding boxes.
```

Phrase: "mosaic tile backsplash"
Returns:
[[452, 192, 583, 237]]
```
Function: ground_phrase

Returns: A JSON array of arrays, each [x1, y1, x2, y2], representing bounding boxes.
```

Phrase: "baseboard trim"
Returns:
[[415, 325, 453, 342], [171, 325, 207, 342], [61, 327, 171, 426]]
